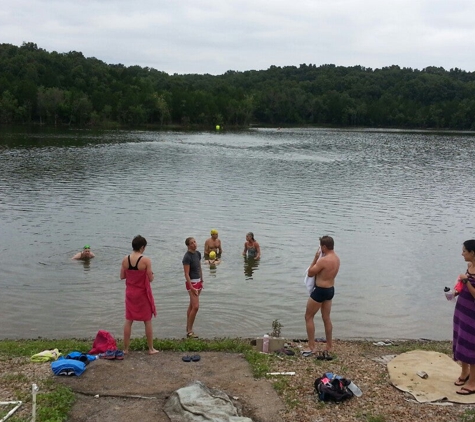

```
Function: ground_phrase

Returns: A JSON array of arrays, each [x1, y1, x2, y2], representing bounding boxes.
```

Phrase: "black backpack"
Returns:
[[314, 375, 353, 402]]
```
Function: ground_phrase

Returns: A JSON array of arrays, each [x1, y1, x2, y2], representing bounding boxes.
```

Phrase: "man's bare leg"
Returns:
[[304, 297, 322, 352], [321, 300, 333, 351]]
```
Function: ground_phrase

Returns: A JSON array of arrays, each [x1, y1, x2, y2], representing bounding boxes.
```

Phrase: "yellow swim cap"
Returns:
[[210, 229, 218, 235], [209, 251, 216, 259]]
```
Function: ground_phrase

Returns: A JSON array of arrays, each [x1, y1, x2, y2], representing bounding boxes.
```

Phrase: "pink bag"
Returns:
[[88, 330, 117, 354], [454, 277, 464, 293]]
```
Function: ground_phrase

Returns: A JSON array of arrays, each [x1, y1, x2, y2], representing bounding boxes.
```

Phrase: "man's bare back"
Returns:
[[314, 252, 340, 288], [304, 235, 340, 356]]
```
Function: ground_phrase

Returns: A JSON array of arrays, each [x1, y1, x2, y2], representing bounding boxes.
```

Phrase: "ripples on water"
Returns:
[[1, 128, 474, 341]]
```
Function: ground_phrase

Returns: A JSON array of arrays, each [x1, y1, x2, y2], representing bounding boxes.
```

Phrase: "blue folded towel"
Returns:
[[65, 351, 96, 364], [51, 358, 86, 376]]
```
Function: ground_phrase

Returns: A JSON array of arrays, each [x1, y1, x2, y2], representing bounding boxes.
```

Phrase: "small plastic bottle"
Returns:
[[444, 286, 454, 301], [262, 334, 270, 353], [347, 381, 363, 397]]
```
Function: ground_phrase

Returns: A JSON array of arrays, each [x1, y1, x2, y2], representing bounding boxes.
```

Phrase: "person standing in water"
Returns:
[[243, 232, 261, 259], [182, 237, 204, 338], [120, 235, 158, 355], [302, 236, 340, 359], [204, 229, 222, 259]]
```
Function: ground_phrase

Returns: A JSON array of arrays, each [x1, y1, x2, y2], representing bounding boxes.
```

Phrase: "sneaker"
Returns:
[[98, 350, 116, 360]]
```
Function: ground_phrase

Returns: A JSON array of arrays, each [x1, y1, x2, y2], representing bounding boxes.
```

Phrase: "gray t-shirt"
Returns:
[[182, 251, 201, 280]]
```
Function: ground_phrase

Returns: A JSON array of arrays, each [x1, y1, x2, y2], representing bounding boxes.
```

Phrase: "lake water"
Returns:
[[1, 127, 474, 341]]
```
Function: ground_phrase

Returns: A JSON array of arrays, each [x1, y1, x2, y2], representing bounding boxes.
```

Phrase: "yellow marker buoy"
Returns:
[[215, 125, 220, 131]]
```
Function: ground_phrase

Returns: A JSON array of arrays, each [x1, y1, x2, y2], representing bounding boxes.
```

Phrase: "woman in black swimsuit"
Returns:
[[242, 232, 261, 259]]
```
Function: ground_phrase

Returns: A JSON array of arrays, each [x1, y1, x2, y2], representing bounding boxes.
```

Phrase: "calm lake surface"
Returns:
[[1, 127, 474, 341]]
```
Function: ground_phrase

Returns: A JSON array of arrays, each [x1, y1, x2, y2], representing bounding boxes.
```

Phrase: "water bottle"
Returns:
[[262, 334, 270, 353], [444, 286, 454, 301], [347, 381, 362, 397]]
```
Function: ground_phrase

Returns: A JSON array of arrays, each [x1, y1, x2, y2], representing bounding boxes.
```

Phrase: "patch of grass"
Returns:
[[0, 339, 91, 358], [461, 408, 475, 422], [355, 411, 387, 422], [2, 416, 29, 422], [36, 383, 75, 422], [243, 350, 271, 378], [271, 376, 302, 409], [0, 381, 74, 422], [284, 396, 301, 409], [1, 373, 29, 383], [0, 337, 254, 358], [272, 376, 290, 394]]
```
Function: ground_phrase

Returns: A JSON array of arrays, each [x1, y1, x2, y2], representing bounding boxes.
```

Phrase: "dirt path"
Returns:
[[56, 351, 285, 422]]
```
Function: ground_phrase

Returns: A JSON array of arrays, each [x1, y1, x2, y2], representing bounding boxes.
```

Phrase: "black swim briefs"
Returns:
[[310, 286, 335, 303]]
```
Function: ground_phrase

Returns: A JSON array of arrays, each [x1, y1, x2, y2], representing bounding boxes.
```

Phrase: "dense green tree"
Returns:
[[0, 42, 474, 129]]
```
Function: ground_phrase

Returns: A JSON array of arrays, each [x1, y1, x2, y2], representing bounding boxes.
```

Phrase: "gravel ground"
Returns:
[[270, 339, 475, 422], [1, 339, 475, 422]]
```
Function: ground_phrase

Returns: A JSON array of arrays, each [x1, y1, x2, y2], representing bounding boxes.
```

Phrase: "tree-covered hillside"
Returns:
[[1, 42, 474, 129]]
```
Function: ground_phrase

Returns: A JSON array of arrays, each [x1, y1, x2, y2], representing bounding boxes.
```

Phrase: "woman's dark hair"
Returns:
[[463, 239, 475, 253], [132, 235, 147, 251], [247, 232, 255, 240]]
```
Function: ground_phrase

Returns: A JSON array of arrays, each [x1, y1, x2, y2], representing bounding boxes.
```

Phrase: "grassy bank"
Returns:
[[1, 338, 473, 422], [0, 337, 254, 422]]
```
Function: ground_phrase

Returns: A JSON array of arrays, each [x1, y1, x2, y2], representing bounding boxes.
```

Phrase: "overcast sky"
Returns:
[[2, 0, 474, 75]]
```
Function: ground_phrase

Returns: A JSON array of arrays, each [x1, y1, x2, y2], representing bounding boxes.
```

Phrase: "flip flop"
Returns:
[[455, 375, 470, 386], [186, 332, 198, 339], [275, 348, 295, 356], [456, 387, 475, 395], [191, 354, 201, 362], [300, 350, 313, 357], [316, 350, 333, 361], [182, 355, 192, 362]]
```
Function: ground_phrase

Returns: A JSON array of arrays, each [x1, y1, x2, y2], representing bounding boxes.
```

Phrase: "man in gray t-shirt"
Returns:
[[182, 237, 203, 339]]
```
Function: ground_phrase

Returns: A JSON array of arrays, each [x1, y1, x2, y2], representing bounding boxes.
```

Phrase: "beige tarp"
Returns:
[[388, 350, 475, 404]]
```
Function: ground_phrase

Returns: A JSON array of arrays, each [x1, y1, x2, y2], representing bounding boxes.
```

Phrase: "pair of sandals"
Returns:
[[301, 350, 333, 360], [454, 375, 475, 395], [98, 350, 124, 360], [182, 354, 201, 362], [316, 350, 333, 361]]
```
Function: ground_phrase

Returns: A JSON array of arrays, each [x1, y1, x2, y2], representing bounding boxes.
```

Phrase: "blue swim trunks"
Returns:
[[310, 286, 335, 303]]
